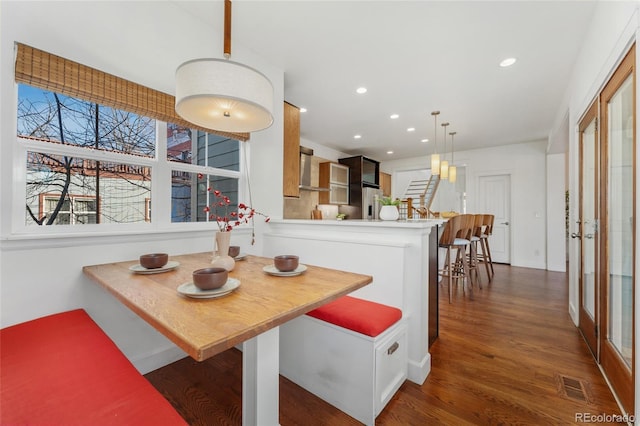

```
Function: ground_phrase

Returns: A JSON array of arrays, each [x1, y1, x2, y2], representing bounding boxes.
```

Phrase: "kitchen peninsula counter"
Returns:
[[270, 218, 443, 227], [264, 218, 445, 385]]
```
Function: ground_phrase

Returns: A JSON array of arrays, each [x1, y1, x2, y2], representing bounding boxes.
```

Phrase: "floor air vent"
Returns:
[[555, 374, 594, 405]]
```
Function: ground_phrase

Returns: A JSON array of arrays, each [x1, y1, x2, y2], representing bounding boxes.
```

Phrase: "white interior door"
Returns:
[[478, 175, 511, 264]]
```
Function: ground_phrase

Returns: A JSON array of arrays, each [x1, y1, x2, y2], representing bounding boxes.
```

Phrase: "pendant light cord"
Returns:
[[429, 111, 441, 177], [450, 132, 456, 163], [441, 122, 449, 154], [242, 141, 257, 245], [431, 111, 440, 155]]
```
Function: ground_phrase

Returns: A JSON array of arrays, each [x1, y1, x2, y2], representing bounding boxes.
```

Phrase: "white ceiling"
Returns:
[[176, 0, 598, 161]]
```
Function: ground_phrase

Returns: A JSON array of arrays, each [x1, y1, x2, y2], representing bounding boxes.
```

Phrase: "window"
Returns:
[[18, 85, 243, 230], [19, 87, 156, 227], [168, 124, 239, 171], [13, 43, 248, 233], [18, 86, 156, 157], [25, 152, 153, 226], [168, 124, 241, 224]]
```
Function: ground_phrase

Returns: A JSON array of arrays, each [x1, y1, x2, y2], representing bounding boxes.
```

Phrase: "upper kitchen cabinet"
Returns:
[[319, 162, 349, 205], [380, 172, 391, 197], [283, 101, 300, 197], [339, 155, 380, 218], [339, 155, 379, 188]]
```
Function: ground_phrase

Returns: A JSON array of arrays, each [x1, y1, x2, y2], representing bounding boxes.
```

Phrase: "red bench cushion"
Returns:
[[306, 296, 402, 337], [1, 309, 187, 425]]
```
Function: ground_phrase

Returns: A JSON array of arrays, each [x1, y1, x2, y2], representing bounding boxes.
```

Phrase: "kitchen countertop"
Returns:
[[270, 218, 445, 228]]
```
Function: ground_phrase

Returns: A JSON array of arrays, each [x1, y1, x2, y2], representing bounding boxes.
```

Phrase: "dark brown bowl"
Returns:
[[228, 246, 241, 258], [192, 267, 228, 290], [139, 253, 169, 269], [274, 255, 299, 272]]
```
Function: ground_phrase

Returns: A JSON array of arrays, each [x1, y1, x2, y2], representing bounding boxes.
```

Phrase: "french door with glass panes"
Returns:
[[577, 100, 599, 358], [599, 44, 635, 415]]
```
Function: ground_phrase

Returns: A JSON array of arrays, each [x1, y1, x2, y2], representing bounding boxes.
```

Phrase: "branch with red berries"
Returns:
[[202, 185, 270, 232]]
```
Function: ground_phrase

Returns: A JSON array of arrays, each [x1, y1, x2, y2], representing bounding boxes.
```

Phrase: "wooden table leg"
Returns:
[[242, 327, 280, 426]]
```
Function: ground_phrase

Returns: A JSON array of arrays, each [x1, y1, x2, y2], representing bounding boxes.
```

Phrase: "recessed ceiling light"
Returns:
[[390, 114, 399, 119], [387, 151, 394, 155], [354, 134, 362, 139], [299, 107, 307, 113], [356, 87, 367, 94], [421, 138, 429, 143], [500, 57, 517, 67], [407, 127, 415, 132]]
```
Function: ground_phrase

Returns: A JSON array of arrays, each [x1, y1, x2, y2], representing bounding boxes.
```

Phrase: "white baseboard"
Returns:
[[407, 352, 431, 385], [131, 345, 187, 375]]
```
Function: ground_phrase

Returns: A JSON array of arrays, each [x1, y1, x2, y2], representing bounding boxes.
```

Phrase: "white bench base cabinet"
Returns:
[[280, 315, 408, 425]]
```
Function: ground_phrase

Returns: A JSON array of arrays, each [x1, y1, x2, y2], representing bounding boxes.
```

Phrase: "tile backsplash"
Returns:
[[283, 155, 326, 219]]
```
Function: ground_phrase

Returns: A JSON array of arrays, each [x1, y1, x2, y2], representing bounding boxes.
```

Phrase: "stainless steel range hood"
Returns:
[[299, 146, 329, 192]]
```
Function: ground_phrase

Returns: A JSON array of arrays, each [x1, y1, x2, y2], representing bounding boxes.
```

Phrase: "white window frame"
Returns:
[[12, 120, 248, 238]]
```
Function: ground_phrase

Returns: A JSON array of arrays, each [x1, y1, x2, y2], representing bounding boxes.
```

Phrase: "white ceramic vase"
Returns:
[[379, 205, 399, 221], [211, 231, 235, 271]]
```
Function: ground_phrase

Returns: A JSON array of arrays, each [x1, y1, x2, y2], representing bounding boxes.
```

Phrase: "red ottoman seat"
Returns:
[[306, 295, 402, 337], [282, 295, 407, 424], [1, 309, 187, 425]]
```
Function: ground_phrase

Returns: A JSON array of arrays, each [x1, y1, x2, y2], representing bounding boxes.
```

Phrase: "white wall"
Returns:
[[382, 140, 549, 270], [0, 1, 285, 373], [546, 153, 567, 272], [300, 136, 349, 162]]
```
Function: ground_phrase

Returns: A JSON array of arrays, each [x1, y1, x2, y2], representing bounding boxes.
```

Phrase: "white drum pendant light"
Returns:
[[175, 60, 273, 132], [175, 0, 274, 133]]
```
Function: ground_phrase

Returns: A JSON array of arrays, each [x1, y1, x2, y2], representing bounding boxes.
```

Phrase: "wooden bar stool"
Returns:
[[478, 214, 495, 280], [468, 214, 484, 287], [439, 214, 475, 303]]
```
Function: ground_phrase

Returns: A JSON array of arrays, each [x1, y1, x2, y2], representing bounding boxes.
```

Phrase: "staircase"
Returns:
[[399, 175, 440, 219]]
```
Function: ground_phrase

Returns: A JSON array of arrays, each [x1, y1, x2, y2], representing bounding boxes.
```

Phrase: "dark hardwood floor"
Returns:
[[145, 264, 622, 425]]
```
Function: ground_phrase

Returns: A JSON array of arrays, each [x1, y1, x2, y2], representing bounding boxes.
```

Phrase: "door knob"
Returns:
[[571, 232, 582, 239], [501, 221, 509, 225], [584, 233, 594, 239]]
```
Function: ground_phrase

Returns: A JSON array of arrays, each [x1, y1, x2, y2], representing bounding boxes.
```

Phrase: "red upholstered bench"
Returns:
[[1, 309, 187, 425], [281, 295, 407, 425]]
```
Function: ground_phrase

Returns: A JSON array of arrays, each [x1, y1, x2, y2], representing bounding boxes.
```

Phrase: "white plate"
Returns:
[[177, 278, 241, 299], [262, 264, 307, 277], [234, 253, 248, 261], [129, 260, 180, 274]]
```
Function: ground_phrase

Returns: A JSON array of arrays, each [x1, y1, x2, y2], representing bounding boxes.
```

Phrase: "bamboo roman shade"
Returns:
[[14, 43, 249, 141]]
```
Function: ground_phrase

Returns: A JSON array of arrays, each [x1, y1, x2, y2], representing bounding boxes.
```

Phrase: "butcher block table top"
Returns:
[[83, 252, 372, 361]]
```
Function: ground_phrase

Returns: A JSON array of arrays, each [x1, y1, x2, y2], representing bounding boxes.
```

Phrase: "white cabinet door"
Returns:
[[330, 183, 349, 205], [330, 163, 349, 185]]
